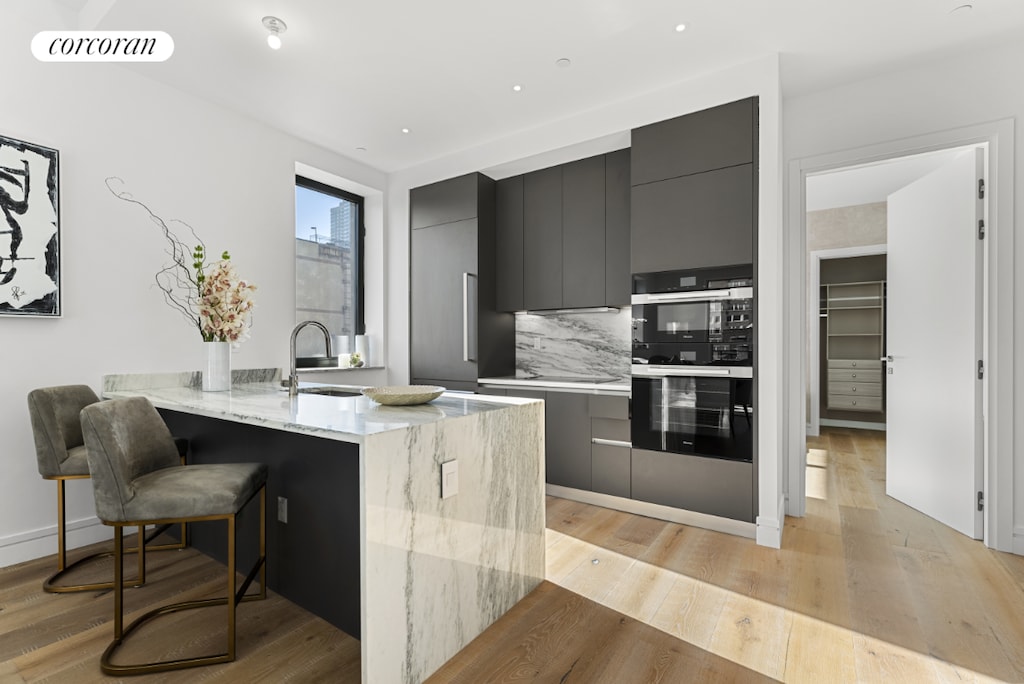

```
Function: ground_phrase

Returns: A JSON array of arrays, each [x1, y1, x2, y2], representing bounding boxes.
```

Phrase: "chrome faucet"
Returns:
[[289, 320, 333, 396]]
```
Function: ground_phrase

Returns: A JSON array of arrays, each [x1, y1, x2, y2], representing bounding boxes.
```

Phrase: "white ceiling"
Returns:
[[50, 0, 1024, 173]]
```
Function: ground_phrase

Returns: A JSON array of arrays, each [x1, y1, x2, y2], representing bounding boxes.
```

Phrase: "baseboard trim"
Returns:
[[820, 418, 887, 431], [545, 485, 756, 539], [756, 494, 786, 549], [0, 516, 111, 569]]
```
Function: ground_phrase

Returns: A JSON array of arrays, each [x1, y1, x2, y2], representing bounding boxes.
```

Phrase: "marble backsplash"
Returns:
[[514, 308, 631, 380]]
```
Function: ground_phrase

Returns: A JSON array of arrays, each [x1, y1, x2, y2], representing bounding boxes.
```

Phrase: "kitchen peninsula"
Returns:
[[101, 371, 545, 684]]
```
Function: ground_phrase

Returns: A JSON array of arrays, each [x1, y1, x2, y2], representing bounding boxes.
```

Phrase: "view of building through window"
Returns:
[[294, 176, 363, 357]]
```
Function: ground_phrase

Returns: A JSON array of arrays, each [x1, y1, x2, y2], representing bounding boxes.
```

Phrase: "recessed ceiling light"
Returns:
[[512, 84, 523, 92], [262, 16, 287, 50], [401, 128, 410, 134], [356, 146, 367, 152], [555, 58, 571, 68], [675, 23, 687, 32], [949, 3, 973, 13]]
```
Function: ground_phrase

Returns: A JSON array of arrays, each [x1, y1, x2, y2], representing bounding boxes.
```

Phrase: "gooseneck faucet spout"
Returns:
[[289, 321, 333, 396]]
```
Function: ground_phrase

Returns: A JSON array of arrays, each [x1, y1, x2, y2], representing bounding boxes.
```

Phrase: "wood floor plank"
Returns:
[[646, 574, 729, 651], [893, 545, 1018, 681]]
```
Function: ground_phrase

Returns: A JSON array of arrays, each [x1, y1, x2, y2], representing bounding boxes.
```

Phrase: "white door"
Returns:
[[885, 148, 984, 539]]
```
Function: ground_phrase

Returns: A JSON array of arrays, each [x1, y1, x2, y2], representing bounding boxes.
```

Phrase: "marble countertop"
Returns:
[[478, 375, 631, 395], [103, 379, 539, 445]]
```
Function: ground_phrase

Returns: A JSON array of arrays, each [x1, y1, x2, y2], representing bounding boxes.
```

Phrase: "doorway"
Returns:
[[805, 145, 984, 539], [785, 119, 1015, 552]]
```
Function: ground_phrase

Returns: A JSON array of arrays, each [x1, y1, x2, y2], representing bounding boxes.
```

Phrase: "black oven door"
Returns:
[[633, 301, 711, 344], [631, 374, 753, 461]]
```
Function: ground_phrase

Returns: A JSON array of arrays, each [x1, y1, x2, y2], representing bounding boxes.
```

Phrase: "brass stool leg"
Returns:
[[100, 485, 268, 676]]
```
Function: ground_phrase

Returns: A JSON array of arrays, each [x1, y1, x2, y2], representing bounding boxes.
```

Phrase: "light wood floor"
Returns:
[[4, 428, 1024, 682]]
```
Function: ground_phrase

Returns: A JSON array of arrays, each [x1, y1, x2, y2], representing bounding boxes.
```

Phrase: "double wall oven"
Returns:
[[631, 264, 754, 462]]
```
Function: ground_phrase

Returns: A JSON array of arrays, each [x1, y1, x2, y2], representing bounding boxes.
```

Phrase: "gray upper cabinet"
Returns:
[[410, 173, 480, 229], [495, 176, 525, 312], [410, 174, 514, 389], [631, 163, 754, 273], [523, 166, 563, 311], [630, 97, 755, 186], [498, 149, 630, 311], [562, 155, 606, 309], [604, 148, 630, 306]]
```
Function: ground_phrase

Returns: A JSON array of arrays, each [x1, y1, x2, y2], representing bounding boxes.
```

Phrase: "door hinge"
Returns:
[[978, 219, 985, 240], [977, 491, 984, 512], [978, 360, 984, 380], [978, 178, 986, 199]]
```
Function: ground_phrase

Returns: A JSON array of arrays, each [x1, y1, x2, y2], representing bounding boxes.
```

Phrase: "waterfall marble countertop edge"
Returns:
[[102, 380, 542, 445]]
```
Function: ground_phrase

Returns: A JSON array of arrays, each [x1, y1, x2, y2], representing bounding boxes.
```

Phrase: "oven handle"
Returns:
[[631, 287, 752, 305], [632, 365, 754, 379]]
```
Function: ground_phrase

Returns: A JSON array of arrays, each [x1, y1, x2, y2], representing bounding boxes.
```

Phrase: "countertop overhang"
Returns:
[[102, 376, 541, 445]]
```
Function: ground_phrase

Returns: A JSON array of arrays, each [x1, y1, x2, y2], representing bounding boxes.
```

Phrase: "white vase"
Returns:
[[202, 341, 231, 391]]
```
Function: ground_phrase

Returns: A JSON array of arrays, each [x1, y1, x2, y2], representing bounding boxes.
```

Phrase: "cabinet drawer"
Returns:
[[828, 369, 881, 384], [592, 418, 630, 442], [828, 382, 882, 397], [589, 395, 629, 420], [827, 395, 882, 412], [827, 359, 882, 370]]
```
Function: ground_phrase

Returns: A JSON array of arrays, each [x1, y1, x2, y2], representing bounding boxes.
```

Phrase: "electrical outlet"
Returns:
[[441, 460, 458, 499], [534, 338, 541, 350], [277, 496, 288, 523]]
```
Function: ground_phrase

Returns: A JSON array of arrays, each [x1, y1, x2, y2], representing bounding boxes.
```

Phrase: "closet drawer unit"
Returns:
[[827, 395, 882, 412], [827, 359, 882, 371], [829, 382, 882, 397], [827, 369, 881, 384]]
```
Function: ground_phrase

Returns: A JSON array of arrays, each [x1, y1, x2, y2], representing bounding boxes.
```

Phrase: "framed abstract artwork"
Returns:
[[0, 133, 60, 316]]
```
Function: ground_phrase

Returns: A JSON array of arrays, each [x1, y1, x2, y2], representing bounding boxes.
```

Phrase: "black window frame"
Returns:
[[295, 175, 366, 336]]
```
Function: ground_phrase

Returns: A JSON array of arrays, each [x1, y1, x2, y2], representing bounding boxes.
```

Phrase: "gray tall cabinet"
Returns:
[[410, 173, 515, 390], [630, 97, 757, 273]]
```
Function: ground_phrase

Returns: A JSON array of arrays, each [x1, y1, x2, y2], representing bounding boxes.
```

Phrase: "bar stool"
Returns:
[[27, 385, 187, 593], [81, 396, 267, 675]]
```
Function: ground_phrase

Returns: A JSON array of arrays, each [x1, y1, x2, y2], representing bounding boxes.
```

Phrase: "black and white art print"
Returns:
[[0, 134, 60, 316]]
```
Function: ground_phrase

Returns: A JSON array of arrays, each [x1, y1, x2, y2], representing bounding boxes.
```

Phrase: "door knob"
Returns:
[[881, 355, 893, 362]]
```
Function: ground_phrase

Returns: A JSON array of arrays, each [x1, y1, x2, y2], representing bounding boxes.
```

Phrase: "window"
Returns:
[[294, 176, 364, 356]]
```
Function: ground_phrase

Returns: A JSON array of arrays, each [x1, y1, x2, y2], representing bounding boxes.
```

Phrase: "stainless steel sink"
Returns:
[[295, 356, 340, 369], [297, 386, 362, 397]]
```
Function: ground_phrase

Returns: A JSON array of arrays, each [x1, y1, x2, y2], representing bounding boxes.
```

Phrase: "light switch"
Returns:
[[441, 460, 458, 499]]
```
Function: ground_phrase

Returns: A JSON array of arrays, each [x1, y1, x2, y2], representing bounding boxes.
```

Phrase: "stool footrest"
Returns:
[[100, 581, 267, 676]]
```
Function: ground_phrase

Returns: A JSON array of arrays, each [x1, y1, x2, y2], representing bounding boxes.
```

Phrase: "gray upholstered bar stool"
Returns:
[[81, 396, 268, 676], [27, 385, 187, 593]]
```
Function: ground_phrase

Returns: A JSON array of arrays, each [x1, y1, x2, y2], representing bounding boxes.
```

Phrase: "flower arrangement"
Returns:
[[106, 178, 257, 343], [195, 246, 256, 343]]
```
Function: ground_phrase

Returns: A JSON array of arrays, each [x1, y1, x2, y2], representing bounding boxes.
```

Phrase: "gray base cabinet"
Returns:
[[631, 448, 753, 523], [544, 392, 592, 491]]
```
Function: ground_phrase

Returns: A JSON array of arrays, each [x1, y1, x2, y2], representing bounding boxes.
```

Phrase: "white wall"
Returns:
[[784, 38, 1021, 551], [0, 4, 387, 566], [386, 55, 786, 547]]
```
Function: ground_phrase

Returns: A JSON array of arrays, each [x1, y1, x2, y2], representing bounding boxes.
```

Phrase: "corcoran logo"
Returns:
[[31, 31, 174, 62]]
